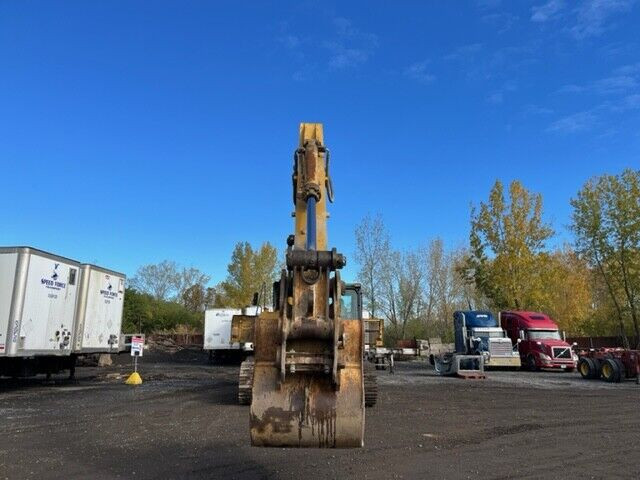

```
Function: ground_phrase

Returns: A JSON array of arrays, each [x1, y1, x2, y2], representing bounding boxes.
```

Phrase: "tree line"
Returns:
[[355, 168, 640, 347], [122, 168, 638, 347], [123, 242, 279, 333]]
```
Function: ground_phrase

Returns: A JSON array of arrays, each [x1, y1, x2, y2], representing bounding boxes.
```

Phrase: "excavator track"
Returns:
[[238, 357, 254, 405], [364, 371, 378, 408]]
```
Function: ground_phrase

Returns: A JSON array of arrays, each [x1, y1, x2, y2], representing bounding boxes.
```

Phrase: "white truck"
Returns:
[[0, 246, 125, 378], [204, 306, 259, 363]]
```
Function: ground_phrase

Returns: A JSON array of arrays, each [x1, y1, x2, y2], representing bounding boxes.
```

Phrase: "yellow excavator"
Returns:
[[235, 123, 369, 448]]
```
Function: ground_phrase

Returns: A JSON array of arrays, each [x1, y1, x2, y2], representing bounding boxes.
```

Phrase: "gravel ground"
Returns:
[[1, 355, 639, 480]]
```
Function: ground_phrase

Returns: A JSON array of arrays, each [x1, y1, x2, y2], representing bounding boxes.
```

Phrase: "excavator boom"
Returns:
[[248, 123, 365, 448]]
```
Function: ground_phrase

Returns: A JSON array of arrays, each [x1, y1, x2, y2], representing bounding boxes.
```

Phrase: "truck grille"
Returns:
[[552, 346, 572, 359], [489, 342, 513, 356]]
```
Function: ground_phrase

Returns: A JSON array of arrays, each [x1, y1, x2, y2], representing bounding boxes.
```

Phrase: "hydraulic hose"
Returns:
[[306, 197, 317, 250]]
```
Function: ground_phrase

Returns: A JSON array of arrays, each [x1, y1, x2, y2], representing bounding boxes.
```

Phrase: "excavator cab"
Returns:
[[340, 283, 362, 321]]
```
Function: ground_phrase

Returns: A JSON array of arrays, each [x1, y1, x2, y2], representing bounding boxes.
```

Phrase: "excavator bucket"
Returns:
[[248, 123, 365, 448], [250, 312, 364, 447]]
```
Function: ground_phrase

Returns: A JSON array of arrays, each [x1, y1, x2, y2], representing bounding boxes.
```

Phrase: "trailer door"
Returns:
[[81, 269, 125, 350], [20, 255, 78, 354]]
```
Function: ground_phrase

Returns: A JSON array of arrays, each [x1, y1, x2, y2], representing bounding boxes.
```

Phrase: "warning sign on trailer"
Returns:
[[131, 336, 144, 357]]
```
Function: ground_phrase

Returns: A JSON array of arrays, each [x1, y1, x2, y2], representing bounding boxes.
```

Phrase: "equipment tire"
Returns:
[[601, 358, 621, 383], [578, 357, 597, 379], [238, 357, 255, 405], [614, 358, 626, 379]]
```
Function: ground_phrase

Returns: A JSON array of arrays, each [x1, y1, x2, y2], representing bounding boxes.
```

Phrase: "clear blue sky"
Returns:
[[1, 1, 639, 284]]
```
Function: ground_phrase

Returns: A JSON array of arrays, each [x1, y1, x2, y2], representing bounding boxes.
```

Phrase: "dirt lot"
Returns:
[[1, 353, 639, 480]]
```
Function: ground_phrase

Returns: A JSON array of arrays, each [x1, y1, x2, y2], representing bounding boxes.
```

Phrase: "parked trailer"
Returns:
[[0, 247, 80, 377], [204, 307, 259, 363], [578, 348, 640, 384], [73, 264, 125, 354]]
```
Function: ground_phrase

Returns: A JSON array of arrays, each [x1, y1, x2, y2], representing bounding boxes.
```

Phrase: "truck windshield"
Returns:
[[527, 330, 561, 340]]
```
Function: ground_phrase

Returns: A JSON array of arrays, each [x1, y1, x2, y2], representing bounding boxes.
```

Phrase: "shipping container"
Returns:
[[0, 247, 80, 357], [73, 264, 125, 353]]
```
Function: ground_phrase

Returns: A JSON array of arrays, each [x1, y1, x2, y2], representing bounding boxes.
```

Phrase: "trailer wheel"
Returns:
[[526, 355, 539, 372], [578, 357, 598, 379], [614, 358, 626, 379], [601, 358, 621, 383]]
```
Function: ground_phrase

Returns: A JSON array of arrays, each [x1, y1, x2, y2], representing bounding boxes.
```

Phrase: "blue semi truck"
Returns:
[[454, 311, 521, 368]]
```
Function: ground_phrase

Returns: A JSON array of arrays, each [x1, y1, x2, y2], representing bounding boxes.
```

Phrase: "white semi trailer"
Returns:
[[0, 247, 80, 377], [0, 247, 126, 378], [73, 264, 126, 354], [204, 307, 259, 363]]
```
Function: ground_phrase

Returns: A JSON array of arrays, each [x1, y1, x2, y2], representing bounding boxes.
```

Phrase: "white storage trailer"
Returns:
[[204, 307, 259, 362], [0, 247, 80, 377], [73, 264, 125, 354], [204, 308, 241, 351], [1, 247, 126, 378]]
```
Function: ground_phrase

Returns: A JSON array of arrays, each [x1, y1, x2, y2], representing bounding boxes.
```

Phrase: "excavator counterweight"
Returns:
[[248, 123, 365, 448]]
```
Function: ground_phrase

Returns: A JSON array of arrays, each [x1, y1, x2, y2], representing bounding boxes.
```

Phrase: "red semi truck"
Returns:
[[500, 311, 577, 372]]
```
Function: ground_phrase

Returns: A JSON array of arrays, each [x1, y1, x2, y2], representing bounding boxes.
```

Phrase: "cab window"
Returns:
[[340, 289, 359, 320]]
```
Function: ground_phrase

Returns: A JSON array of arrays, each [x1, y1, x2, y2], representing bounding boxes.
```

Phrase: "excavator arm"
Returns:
[[249, 123, 365, 448]]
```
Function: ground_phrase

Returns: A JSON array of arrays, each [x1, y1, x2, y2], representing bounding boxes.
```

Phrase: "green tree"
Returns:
[[571, 169, 640, 346], [216, 241, 279, 308], [122, 288, 153, 333], [538, 248, 594, 334], [122, 287, 204, 334], [181, 284, 205, 313], [465, 180, 554, 310]]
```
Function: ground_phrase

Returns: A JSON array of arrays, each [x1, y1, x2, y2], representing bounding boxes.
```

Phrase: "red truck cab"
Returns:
[[500, 311, 577, 372]]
